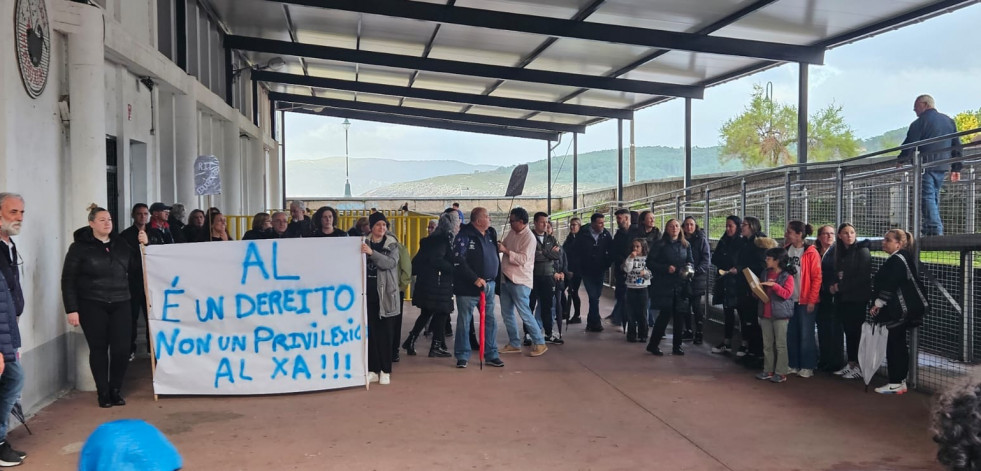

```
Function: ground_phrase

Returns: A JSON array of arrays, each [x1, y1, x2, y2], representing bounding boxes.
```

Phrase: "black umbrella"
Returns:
[[11, 401, 31, 435]]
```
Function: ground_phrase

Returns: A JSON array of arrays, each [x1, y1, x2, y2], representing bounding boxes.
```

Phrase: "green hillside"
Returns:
[[364, 145, 741, 197]]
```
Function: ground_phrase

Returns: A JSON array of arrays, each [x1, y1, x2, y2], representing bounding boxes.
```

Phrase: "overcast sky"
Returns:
[[285, 3, 981, 166]]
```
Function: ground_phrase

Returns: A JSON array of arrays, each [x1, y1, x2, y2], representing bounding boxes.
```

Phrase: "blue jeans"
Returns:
[[582, 274, 604, 328], [921, 169, 946, 236], [0, 360, 24, 440], [455, 281, 499, 361], [787, 303, 817, 370], [501, 280, 544, 347]]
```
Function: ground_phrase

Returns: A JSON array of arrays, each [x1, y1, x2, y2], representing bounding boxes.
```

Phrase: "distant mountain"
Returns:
[[286, 157, 498, 197], [860, 126, 907, 154], [363, 145, 742, 197]]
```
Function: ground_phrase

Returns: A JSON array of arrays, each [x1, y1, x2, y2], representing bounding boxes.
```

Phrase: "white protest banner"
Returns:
[[144, 238, 366, 395]]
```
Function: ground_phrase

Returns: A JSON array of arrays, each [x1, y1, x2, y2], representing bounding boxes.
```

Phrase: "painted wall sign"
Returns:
[[193, 155, 222, 196], [15, 0, 51, 99], [144, 238, 368, 395]]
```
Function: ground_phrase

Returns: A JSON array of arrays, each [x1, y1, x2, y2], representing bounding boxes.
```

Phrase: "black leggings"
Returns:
[[129, 292, 148, 355], [650, 299, 685, 350], [887, 326, 909, 383], [78, 298, 132, 393], [530, 275, 556, 336], [722, 307, 736, 340], [737, 297, 762, 355], [837, 301, 866, 363], [626, 288, 649, 339], [367, 297, 395, 374], [565, 273, 582, 318]]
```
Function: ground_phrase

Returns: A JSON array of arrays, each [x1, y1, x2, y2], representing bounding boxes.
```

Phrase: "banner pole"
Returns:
[[141, 244, 159, 401]]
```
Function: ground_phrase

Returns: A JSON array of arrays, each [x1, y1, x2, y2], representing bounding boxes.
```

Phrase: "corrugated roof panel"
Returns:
[[208, 0, 292, 41], [427, 23, 547, 66], [489, 81, 581, 102], [399, 98, 470, 113], [624, 50, 757, 85], [523, 37, 654, 76], [586, 0, 743, 31], [453, 0, 591, 20], [410, 71, 500, 95]]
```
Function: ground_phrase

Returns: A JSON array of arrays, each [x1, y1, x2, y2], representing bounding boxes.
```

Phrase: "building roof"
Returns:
[[208, 0, 975, 140]]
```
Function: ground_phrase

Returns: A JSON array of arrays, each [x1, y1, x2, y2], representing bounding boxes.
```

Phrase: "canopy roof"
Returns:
[[208, 0, 973, 140]]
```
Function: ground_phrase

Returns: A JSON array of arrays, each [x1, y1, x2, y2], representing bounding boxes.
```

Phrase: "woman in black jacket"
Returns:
[[404, 211, 459, 357], [309, 206, 348, 238], [711, 215, 744, 354], [682, 217, 711, 345], [62, 205, 143, 408], [870, 229, 925, 394], [814, 225, 844, 372], [831, 223, 872, 379], [646, 219, 694, 356], [734, 216, 775, 366], [562, 217, 583, 324]]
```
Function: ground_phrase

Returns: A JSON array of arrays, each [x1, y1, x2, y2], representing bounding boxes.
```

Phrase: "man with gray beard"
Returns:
[[0, 192, 26, 465], [0, 194, 24, 318]]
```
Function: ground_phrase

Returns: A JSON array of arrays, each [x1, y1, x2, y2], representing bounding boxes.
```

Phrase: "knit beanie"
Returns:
[[368, 212, 388, 230]]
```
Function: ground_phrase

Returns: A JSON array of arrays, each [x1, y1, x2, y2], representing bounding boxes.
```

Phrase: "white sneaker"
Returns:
[[787, 368, 799, 375], [379, 372, 390, 385], [842, 367, 863, 380], [874, 381, 907, 394], [798, 369, 813, 378], [367, 372, 379, 383], [833, 365, 852, 376]]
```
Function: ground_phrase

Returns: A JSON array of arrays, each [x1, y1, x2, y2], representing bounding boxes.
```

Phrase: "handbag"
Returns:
[[885, 253, 928, 330]]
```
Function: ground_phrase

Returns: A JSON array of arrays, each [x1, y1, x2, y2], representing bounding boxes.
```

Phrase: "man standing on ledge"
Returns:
[[898, 94, 962, 236], [498, 208, 547, 356]]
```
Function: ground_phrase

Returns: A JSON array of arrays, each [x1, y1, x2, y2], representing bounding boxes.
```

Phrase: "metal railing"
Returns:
[[553, 128, 981, 393]]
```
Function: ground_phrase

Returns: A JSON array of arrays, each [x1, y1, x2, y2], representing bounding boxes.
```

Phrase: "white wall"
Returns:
[[0, 0, 278, 417], [0, 0, 74, 411]]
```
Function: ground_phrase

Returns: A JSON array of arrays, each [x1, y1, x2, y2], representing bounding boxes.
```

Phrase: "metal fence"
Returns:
[[554, 129, 981, 393]]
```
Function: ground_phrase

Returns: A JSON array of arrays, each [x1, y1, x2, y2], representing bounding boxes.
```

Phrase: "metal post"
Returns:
[[798, 62, 808, 165], [224, 45, 233, 106], [675, 195, 682, 219], [909, 150, 922, 389], [835, 166, 844, 227], [547, 139, 552, 214], [740, 178, 747, 217], [685, 97, 692, 191], [784, 170, 792, 223], [573, 133, 578, 211], [902, 172, 910, 229], [617, 119, 624, 203], [251, 78, 259, 127], [802, 187, 809, 224], [848, 182, 855, 224], [704, 189, 711, 240], [764, 193, 771, 235], [962, 169, 976, 362], [629, 119, 636, 183]]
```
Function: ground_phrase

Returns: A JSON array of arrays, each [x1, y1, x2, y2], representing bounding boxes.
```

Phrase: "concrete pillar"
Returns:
[[68, 4, 108, 392], [158, 92, 177, 204], [175, 90, 198, 210], [223, 121, 243, 215]]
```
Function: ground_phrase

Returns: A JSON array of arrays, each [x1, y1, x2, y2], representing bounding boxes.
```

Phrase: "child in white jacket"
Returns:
[[623, 239, 652, 342]]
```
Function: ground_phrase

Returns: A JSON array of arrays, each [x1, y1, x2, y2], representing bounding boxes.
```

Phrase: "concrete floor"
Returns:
[[12, 294, 943, 470]]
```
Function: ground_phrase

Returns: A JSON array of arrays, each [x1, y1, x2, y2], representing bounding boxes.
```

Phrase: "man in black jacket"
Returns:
[[0, 193, 25, 319], [120, 204, 166, 359], [574, 213, 613, 332], [286, 201, 312, 238], [609, 209, 633, 330], [451, 207, 503, 369]]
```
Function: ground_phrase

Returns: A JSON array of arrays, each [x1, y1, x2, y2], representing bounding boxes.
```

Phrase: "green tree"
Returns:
[[719, 84, 861, 169], [954, 108, 981, 143]]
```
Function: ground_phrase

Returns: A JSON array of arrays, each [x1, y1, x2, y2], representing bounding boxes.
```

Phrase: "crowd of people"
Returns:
[[390, 203, 928, 399]]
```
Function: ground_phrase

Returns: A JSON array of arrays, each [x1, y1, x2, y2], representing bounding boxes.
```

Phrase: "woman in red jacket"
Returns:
[[783, 221, 822, 378]]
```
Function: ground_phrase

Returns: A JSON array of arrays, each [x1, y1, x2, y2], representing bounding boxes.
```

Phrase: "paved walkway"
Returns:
[[13, 295, 942, 470]]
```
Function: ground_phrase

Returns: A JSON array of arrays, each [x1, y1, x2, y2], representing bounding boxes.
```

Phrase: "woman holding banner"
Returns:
[[360, 212, 401, 385], [62, 204, 144, 408]]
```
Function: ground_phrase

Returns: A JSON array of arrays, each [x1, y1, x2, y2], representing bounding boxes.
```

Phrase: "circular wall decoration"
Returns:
[[14, 0, 51, 99]]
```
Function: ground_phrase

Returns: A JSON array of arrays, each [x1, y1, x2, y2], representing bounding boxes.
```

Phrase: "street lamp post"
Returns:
[[343, 118, 352, 197]]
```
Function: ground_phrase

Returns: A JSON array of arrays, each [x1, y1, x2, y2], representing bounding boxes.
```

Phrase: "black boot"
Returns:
[[402, 332, 418, 356], [98, 391, 113, 408], [437, 338, 450, 353], [429, 339, 451, 357], [445, 318, 453, 337], [109, 388, 126, 406]]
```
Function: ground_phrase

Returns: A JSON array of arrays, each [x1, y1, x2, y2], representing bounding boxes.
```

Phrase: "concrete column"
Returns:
[[223, 121, 243, 215], [175, 90, 198, 210], [68, 4, 108, 392], [158, 92, 177, 204]]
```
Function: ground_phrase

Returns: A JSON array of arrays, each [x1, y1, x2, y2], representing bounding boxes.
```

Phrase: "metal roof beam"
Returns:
[[282, 105, 559, 141], [269, 0, 825, 64], [225, 35, 704, 98], [269, 91, 584, 133], [253, 70, 630, 119]]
